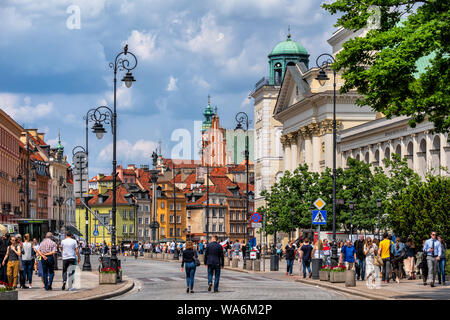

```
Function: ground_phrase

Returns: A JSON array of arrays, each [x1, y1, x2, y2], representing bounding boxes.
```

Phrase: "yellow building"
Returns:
[[76, 184, 137, 245]]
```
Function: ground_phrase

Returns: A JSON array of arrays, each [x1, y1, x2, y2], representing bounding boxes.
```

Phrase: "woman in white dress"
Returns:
[[364, 237, 379, 289]]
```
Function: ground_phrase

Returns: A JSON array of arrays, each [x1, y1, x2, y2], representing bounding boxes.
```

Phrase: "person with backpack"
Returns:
[[299, 238, 313, 278], [392, 237, 406, 283], [181, 241, 199, 293], [284, 241, 296, 276], [133, 241, 139, 259]]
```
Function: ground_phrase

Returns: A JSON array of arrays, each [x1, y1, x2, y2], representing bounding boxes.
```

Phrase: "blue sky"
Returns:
[[0, 0, 338, 175]]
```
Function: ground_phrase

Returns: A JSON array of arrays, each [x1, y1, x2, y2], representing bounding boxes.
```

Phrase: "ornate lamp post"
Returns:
[[315, 53, 338, 266], [376, 199, 382, 240], [235, 111, 250, 268], [349, 201, 354, 241], [87, 45, 137, 276], [172, 162, 179, 260], [149, 151, 160, 248]]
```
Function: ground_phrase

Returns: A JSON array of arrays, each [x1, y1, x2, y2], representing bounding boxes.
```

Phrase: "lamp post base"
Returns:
[[82, 250, 92, 271], [173, 249, 179, 260], [330, 242, 339, 267]]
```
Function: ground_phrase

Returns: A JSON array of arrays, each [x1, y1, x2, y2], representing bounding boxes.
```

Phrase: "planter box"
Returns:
[[0, 291, 18, 300], [99, 272, 117, 284], [319, 270, 330, 281], [330, 271, 346, 283]]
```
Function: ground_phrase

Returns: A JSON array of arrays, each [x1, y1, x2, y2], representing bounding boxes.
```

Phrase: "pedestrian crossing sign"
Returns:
[[312, 210, 327, 225]]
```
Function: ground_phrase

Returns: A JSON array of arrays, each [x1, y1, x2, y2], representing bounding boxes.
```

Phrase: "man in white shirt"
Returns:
[[60, 231, 81, 290]]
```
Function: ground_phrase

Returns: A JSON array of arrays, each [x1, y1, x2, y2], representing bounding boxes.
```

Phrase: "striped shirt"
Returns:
[[39, 238, 57, 254]]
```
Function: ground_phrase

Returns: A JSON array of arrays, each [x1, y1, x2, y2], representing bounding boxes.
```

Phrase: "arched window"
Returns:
[[274, 62, 282, 85], [374, 150, 380, 167], [395, 145, 401, 158], [406, 142, 414, 169], [418, 139, 427, 178], [364, 152, 369, 164]]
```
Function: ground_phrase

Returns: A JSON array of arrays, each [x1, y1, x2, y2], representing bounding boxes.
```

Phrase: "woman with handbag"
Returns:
[[364, 237, 380, 289], [181, 241, 199, 293]]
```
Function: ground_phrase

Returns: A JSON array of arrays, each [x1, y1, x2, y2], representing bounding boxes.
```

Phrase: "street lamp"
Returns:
[[376, 199, 382, 240], [150, 151, 160, 249], [315, 53, 338, 266], [270, 211, 279, 271], [199, 138, 213, 244], [235, 111, 250, 269], [172, 161, 179, 260], [290, 209, 295, 242], [349, 201, 354, 241]]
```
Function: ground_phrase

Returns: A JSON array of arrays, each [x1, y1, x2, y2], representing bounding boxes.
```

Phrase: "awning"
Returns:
[[66, 225, 83, 237]]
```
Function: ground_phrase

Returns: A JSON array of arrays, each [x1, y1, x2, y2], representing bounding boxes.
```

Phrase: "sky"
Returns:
[[0, 0, 339, 176]]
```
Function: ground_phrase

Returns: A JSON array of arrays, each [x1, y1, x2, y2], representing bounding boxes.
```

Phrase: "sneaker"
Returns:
[[29, 285, 32, 289], [430, 283, 435, 287], [62, 282, 66, 291], [48, 285, 52, 290], [309, 273, 312, 278], [186, 287, 189, 293], [208, 283, 212, 292], [190, 290, 194, 293]]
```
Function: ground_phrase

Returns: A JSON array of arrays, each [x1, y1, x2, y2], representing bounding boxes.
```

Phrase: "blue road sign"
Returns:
[[93, 227, 99, 236], [251, 212, 262, 223], [312, 210, 327, 225]]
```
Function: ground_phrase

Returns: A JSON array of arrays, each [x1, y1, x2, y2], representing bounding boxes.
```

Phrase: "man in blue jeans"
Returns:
[[340, 240, 357, 270], [354, 235, 366, 280], [299, 238, 313, 278], [38, 232, 58, 290], [204, 236, 224, 293]]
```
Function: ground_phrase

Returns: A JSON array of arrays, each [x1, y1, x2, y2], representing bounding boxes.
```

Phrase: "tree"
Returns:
[[386, 174, 450, 247], [322, 0, 450, 133]]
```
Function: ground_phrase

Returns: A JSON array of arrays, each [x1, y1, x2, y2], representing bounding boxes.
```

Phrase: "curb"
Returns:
[[83, 277, 135, 300], [294, 279, 389, 300]]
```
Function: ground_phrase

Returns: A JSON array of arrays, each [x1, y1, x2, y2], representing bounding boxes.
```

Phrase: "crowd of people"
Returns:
[[273, 231, 447, 288], [0, 230, 81, 291]]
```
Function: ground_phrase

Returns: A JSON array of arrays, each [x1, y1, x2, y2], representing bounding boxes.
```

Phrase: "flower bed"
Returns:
[[0, 282, 17, 300], [319, 265, 331, 281], [100, 267, 117, 274]]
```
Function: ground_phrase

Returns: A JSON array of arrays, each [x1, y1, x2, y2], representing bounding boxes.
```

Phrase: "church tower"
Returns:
[[251, 30, 309, 211]]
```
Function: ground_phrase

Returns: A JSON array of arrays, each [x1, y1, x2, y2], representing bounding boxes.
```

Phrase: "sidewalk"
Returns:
[[18, 263, 134, 300]]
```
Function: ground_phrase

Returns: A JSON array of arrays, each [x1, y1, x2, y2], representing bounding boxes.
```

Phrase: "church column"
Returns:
[[289, 132, 298, 172], [301, 127, 313, 170], [309, 123, 321, 172], [322, 120, 333, 169], [425, 131, 432, 174], [412, 134, 420, 173], [281, 135, 291, 172]]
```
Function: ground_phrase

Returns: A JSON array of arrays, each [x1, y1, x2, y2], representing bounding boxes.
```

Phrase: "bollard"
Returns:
[[253, 259, 261, 271], [225, 257, 231, 267], [246, 260, 253, 271], [270, 255, 279, 271], [311, 259, 322, 280], [345, 269, 356, 287], [232, 257, 239, 268]]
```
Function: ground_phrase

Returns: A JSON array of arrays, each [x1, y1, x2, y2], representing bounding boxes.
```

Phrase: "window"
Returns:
[[170, 228, 173, 237], [161, 227, 165, 236], [139, 229, 143, 237], [187, 225, 191, 232], [230, 225, 234, 233], [122, 211, 127, 220], [144, 229, 149, 237], [219, 224, 223, 232], [146, 205, 150, 212], [145, 218, 149, 224], [160, 202, 165, 209], [129, 225, 134, 233], [139, 204, 143, 211], [219, 209, 224, 218], [138, 218, 142, 224], [176, 228, 180, 236], [122, 225, 127, 233], [177, 215, 181, 223], [129, 211, 134, 220], [187, 211, 191, 219], [236, 225, 240, 233], [212, 209, 217, 218], [236, 212, 240, 220], [160, 214, 165, 222], [230, 211, 234, 220], [212, 225, 216, 232], [170, 203, 174, 210], [177, 203, 181, 210]]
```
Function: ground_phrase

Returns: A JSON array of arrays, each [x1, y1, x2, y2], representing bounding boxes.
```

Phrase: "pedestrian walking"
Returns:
[[38, 232, 58, 290], [437, 236, 446, 285], [392, 237, 406, 283], [232, 240, 240, 259], [204, 235, 224, 293], [16, 235, 27, 289], [404, 238, 416, 280], [0, 233, 10, 283], [299, 238, 313, 278], [61, 231, 81, 290], [378, 233, 392, 283], [354, 235, 366, 281], [340, 240, 357, 270], [181, 241, 198, 293], [364, 237, 379, 289], [2, 236, 21, 288], [22, 234, 33, 289], [323, 239, 331, 266], [285, 241, 296, 276], [423, 231, 442, 287]]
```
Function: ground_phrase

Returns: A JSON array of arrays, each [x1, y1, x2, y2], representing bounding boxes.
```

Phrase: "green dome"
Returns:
[[269, 34, 308, 57]]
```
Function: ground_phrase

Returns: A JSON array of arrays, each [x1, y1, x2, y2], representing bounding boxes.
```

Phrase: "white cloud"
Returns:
[[0, 94, 54, 123], [124, 30, 163, 62], [99, 139, 158, 162], [167, 76, 178, 91], [103, 83, 133, 110], [192, 75, 211, 89], [240, 96, 251, 108]]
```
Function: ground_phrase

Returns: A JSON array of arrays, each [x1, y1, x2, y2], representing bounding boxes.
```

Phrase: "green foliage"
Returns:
[[386, 174, 450, 248], [322, 0, 450, 133]]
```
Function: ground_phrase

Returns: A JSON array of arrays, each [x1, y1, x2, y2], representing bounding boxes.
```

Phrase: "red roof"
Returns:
[[99, 175, 114, 182], [76, 186, 131, 206], [163, 158, 201, 169]]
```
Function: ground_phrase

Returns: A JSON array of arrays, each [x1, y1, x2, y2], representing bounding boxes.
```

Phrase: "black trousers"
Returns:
[[62, 259, 76, 282], [0, 254, 6, 282]]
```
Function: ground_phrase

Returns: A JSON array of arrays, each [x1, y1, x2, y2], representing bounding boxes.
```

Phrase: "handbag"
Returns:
[[194, 252, 201, 266], [374, 254, 383, 267]]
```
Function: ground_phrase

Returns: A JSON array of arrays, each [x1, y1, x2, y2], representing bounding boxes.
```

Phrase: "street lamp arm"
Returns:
[[110, 49, 138, 73], [235, 112, 249, 131], [86, 106, 113, 131], [315, 53, 335, 70]]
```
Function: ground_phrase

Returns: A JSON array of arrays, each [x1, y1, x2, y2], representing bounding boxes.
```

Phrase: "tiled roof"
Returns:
[[99, 175, 114, 182], [163, 158, 201, 169], [122, 169, 136, 175], [76, 186, 131, 206]]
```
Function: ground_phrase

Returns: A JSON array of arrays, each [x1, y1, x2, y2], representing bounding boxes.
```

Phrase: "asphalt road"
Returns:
[[103, 256, 351, 300]]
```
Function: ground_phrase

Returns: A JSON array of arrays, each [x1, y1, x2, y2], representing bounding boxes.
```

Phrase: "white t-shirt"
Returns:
[[61, 238, 78, 260]]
